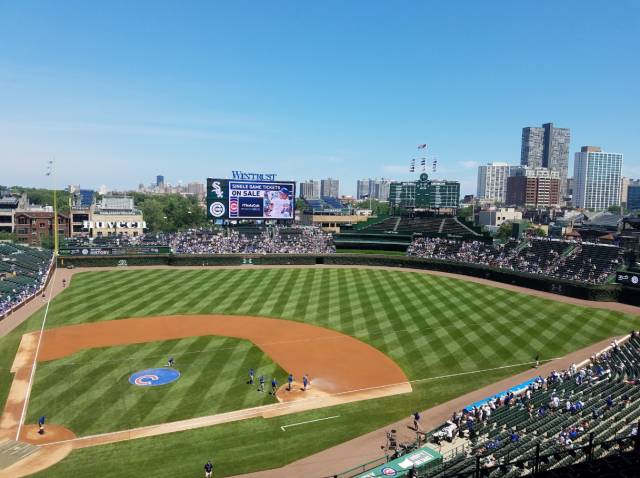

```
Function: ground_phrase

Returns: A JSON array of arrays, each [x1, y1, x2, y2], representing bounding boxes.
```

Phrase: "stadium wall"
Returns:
[[57, 254, 624, 303]]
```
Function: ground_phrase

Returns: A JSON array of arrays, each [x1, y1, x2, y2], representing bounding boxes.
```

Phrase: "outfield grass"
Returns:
[[26, 337, 283, 436], [0, 267, 635, 477]]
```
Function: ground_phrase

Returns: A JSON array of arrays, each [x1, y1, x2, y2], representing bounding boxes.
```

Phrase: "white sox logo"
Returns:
[[212, 181, 224, 198]]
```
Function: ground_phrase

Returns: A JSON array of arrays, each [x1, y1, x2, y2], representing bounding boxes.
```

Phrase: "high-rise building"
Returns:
[[320, 178, 339, 198], [156, 175, 165, 187], [476, 162, 516, 203], [356, 179, 371, 200], [627, 180, 640, 212], [506, 167, 560, 208], [186, 182, 205, 196], [620, 177, 630, 206], [299, 180, 320, 199], [356, 178, 392, 201], [521, 123, 570, 197], [573, 146, 623, 210]]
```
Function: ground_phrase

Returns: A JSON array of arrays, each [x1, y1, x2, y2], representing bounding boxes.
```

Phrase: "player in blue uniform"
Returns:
[[38, 415, 45, 435], [167, 357, 175, 367], [258, 375, 265, 392], [271, 377, 278, 395], [303, 374, 309, 391], [204, 460, 213, 478], [248, 368, 255, 385], [412, 411, 421, 431], [287, 373, 294, 391]]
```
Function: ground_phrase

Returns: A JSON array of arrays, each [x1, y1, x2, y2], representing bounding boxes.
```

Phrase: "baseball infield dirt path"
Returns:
[[0, 314, 411, 476]]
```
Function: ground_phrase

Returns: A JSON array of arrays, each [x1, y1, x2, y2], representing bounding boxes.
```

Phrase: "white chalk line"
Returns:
[[15, 265, 58, 440], [281, 415, 339, 431]]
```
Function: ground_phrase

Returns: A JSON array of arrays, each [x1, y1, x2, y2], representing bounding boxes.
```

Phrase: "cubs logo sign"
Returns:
[[129, 368, 181, 387], [209, 202, 226, 218]]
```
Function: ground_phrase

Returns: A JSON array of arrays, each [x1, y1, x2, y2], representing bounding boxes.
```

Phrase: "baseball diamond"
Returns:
[[0, 266, 639, 478]]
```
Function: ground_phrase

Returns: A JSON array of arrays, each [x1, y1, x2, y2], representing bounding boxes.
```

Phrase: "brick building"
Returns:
[[14, 211, 70, 246], [506, 167, 560, 208]]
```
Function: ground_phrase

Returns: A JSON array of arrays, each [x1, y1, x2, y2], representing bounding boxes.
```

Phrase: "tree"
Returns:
[[607, 205, 622, 214], [133, 193, 209, 232], [8, 186, 71, 213], [496, 222, 513, 241]]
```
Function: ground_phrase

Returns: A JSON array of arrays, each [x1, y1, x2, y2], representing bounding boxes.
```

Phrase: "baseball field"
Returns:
[[1, 266, 639, 477]]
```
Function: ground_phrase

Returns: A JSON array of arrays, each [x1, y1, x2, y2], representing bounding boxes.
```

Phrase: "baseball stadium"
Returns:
[[1, 176, 640, 478]]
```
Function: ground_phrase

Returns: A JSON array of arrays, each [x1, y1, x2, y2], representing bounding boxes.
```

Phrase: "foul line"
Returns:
[[15, 265, 58, 441], [280, 415, 339, 431]]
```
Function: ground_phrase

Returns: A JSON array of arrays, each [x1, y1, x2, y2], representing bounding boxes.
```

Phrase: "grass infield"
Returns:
[[26, 337, 284, 436], [0, 267, 637, 477]]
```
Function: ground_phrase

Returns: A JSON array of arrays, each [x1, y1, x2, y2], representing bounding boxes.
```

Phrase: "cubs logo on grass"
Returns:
[[129, 368, 181, 387]]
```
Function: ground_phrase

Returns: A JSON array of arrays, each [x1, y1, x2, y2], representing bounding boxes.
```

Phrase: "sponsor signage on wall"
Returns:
[[617, 272, 640, 288]]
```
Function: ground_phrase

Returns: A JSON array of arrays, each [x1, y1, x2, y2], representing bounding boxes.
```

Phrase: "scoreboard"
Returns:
[[207, 178, 296, 220]]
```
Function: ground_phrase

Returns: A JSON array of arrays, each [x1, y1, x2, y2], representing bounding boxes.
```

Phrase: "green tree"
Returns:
[[8, 186, 71, 213], [133, 193, 208, 232], [496, 222, 513, 241], [607, 205, 622, 214]]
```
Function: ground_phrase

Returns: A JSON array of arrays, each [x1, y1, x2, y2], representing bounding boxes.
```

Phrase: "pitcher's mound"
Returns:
[[20, 424, 76, 445]]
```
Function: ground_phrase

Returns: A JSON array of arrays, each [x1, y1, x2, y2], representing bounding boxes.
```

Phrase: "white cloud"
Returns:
[[460, 160, 479, 169]]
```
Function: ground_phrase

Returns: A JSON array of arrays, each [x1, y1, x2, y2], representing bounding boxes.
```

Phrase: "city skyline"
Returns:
[[1, 2, 639, 196]]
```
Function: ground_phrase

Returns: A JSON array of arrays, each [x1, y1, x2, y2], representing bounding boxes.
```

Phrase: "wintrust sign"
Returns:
[[83, 221, 147, 229]]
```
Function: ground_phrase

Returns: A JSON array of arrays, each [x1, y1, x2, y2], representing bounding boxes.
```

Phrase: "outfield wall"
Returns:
[[57, 254, 626, 303]]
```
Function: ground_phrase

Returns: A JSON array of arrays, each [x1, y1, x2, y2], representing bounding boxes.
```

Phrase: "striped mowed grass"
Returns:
[[2, 267, 638, 478]]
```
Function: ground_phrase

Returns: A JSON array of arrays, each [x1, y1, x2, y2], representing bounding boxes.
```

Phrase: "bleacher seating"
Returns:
[[414, 335, 640, 478], [0, 243, 53, 317], [408, 237, 622, 285]]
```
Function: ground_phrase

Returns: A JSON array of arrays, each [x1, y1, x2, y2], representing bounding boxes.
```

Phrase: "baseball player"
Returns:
[[271, 377, 278, 395], [412, 411, 421, 431], [248, 368, 255, 385], [258, 375, 265, 392], [303, 374, 309, 391], [287, 373, 294, 391], [167, 357, 175, 367], [204, 460, 213, 478], [38, 415, 46, 435]]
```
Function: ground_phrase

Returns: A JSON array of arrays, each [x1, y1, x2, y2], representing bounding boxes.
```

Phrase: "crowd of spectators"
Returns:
[[158, 226, 335, 255], [407, 237, 621, 284], [425, 333, 640, 474], [0, 246, 53, 317]]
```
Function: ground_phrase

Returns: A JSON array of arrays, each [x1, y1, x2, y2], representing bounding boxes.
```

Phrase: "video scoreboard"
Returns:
[[207, 178, 296, 220]]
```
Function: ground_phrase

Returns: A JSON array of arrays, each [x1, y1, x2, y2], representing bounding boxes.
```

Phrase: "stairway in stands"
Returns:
[[0, 439, 39, 470]]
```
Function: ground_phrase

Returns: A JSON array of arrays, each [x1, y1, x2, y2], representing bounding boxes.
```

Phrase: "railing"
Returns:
[[419, 425, 640, 478], [328, 454, 390, 478]]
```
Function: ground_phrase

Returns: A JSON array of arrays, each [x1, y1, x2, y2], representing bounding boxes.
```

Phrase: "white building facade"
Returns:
[[573, 146, 623, 210], [476, 162, 516, 203]]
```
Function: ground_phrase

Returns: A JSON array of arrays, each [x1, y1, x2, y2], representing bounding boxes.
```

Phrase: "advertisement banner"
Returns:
[[353, 446, 442, 477], [207, 178, 295, 220], [616, 272, 640, 288]]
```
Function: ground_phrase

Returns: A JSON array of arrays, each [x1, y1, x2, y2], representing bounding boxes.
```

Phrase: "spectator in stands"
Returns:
[[406, 236, 621, 285]]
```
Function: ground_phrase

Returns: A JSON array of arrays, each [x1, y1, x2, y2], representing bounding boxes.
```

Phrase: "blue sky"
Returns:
[[1, 1, 638, 196]]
